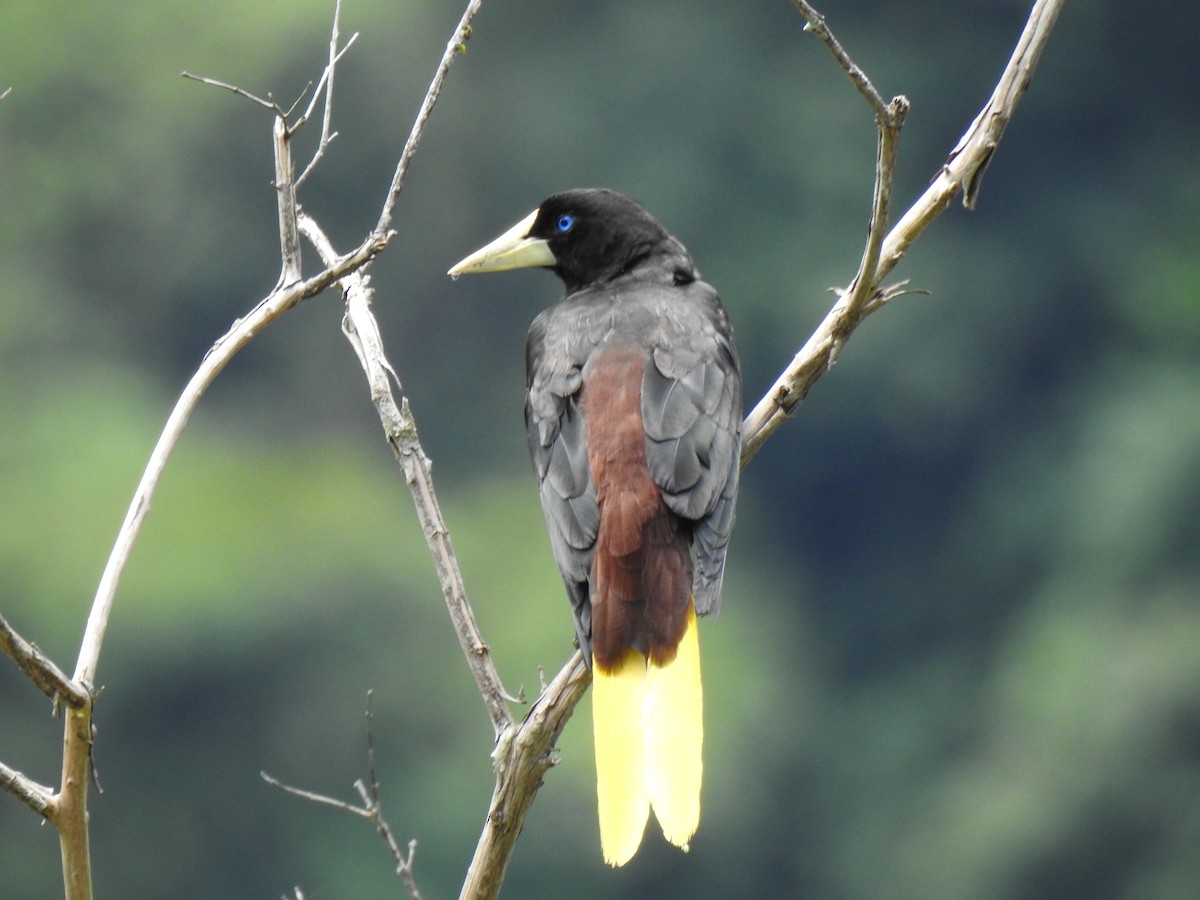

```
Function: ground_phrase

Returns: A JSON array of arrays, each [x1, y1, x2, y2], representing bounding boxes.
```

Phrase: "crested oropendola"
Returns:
[[449, 188, 741, 866]]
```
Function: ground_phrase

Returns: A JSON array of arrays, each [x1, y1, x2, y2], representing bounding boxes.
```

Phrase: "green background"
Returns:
[[2, 1, 1199, 897]]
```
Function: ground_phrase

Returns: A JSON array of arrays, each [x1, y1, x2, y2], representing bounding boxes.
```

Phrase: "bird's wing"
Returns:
[[641, 283, 742, 616], [526, 312, 599, 657]]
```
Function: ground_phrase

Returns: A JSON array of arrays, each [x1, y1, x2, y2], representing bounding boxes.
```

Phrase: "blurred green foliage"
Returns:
[[2, 1, 1199, 898]]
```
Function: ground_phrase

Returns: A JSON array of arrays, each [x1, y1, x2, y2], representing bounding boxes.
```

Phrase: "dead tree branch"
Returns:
[[263, 693, 424, 900], [0, 759, 56, 821], [1, 0, 480, 895], [459, 653, 591, 900], [296, 0, 359, 185], [0, 613, 88, 709], [789, 0, 891, 120], [179, 72, 280, 113], [299, 211, 515, 735], [742, 0, 1066, 462], [374, 0, 484, 235]]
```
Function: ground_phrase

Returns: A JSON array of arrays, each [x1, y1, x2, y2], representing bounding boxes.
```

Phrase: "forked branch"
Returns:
[[262, 693, 424, 900], [741, 0, 1066, 461], [299, 211, 515, 736], [0, 3, 441, 898]]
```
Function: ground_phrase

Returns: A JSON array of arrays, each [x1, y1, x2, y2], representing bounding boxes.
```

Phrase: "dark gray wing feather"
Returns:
[[642, 282, 742, 617], [526, 313, 598, 659]]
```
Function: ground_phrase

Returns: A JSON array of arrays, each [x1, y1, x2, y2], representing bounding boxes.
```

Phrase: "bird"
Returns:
[[448, 188, 741, 866]]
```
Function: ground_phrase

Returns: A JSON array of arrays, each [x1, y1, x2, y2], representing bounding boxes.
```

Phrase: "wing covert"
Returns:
[[526, 319, 599, 654], [641, 288, 741, 616]]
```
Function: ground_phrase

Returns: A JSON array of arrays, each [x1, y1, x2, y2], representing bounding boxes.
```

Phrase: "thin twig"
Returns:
[[374, 0, 485, 235], [789, 0, 891, 123], [739, 3, 912, 464], [360, 692, 423, 899], [279, 84, 311, 122], [863, 279, 929, 314], [261, 770, 373, 819], [295, 0, 361, 186], [294, 31, 359, 181], [180, 71, 281, 114], [0, 759, 57, 821], [856, 96, 908, 293], [0, 612, 89, 708], [263, 693, 423, 900]]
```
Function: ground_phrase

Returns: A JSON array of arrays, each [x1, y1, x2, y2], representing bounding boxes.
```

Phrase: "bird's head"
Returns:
[[449, 188, 690, 294]]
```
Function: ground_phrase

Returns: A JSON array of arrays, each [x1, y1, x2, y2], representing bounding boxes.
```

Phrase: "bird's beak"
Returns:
[[448, 208, 557, 278]]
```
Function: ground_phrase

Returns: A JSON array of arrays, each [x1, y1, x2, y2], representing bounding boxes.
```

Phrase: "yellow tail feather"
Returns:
[[592, 603, 704, 865], [644, 602, 703, 850], [593, 647, 650, 866]]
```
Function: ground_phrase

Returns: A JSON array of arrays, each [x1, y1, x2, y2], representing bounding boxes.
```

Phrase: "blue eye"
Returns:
[[555, 214, 576, 233]]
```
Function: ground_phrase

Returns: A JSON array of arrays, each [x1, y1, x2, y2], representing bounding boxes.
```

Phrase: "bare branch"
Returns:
[[56, 698, 95, 900], [299, 211, 517, 736], [789, 0, 892, 122], [263, 694, 424, 900], [0, 612, 89, 709], [56, 96, 390, 900], [48, 37, 385, 899], [1, 610, 93, 895], [0, 759, 57, 821], [181, 68, 304, 292], [272, 116, 303, 286], [880, 0, 1066, 259], [295, 0, 361, 186], [0, 86, 11, 102], [78, 237, 386, 693], [459, 653, 591, 900], [397, 841, 423, 900], [741, 0, 1066, 461], [375, 0, 486, 234], [180, 71, 280, 114], [261, 770, 373, 819], [2, 4, 486, 899], [358, 693, 423, 900]]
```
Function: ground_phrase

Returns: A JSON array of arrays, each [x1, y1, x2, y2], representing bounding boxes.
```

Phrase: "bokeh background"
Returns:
[[3, 1, 1199, 897]]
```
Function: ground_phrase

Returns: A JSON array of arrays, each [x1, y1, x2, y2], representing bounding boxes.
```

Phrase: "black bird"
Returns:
[[449, 188, 741, 865]]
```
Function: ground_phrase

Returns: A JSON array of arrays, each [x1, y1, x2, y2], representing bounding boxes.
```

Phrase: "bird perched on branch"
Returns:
[[449, 188, 741, 866]]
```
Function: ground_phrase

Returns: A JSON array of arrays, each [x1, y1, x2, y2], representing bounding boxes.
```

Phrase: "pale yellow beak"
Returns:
[[448, 209, 557, 278]]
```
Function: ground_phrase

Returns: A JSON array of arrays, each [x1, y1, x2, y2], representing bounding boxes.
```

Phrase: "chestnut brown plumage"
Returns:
[[449, 188, 741, 866], [582, 345, 694, 671]]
